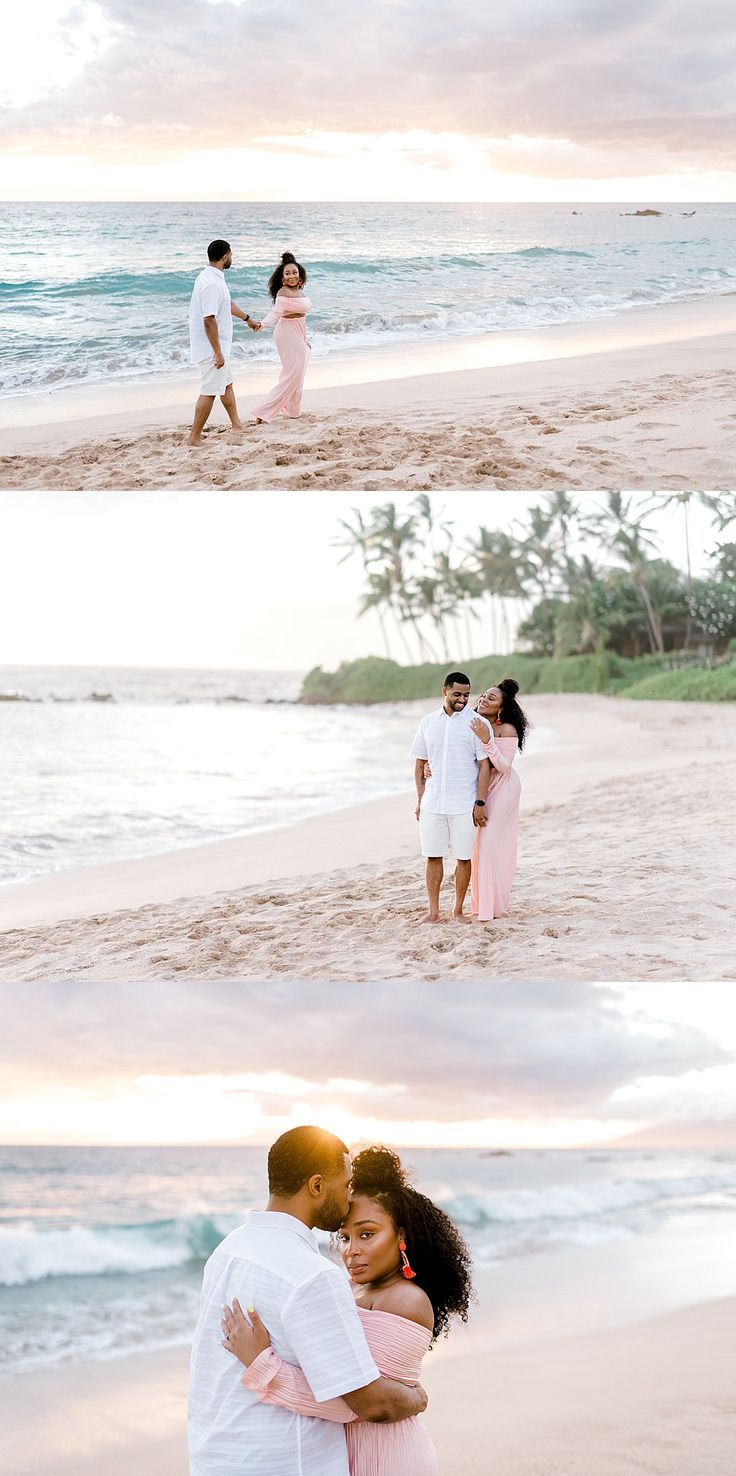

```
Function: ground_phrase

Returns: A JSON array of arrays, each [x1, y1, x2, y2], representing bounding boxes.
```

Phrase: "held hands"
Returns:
[[473, 802, 488, 828], [221, 1298, 272, 1367], [249, 320, 262, 332]]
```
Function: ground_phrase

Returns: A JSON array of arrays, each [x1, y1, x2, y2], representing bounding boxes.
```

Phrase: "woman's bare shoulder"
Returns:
[[497, 723, 517, 737], [373, 1280, 434, 1330]]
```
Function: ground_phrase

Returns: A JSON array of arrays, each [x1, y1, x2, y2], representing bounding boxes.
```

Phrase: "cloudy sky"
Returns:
[[0, 491, 719, 670], [2, 981, 735, 1148], [3, 1, 736, 199]]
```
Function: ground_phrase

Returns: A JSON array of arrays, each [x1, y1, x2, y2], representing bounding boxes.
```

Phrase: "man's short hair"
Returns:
[[207, 239, 231, 262], [443, 671, 471, 688], [268, 1126, 349, 1197]]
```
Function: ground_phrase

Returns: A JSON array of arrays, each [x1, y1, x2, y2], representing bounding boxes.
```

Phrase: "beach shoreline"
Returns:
[[2, 694, 734, 980], [2, 296, 735, 488], [2, 1265, 734, 1476]]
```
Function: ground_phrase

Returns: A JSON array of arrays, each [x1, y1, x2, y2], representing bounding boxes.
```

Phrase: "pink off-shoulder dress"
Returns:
[[253, 291, 312, 421], [471, 729, 520, 922], [242, 1305, 437, 1476]]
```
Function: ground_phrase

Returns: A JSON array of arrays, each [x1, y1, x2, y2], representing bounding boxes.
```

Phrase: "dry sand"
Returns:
[[1, 695, 734, 982], [2, 298, 736, 490], [2, 1295, 734, 1476]]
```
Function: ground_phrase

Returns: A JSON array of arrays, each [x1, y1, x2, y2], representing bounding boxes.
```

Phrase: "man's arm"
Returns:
[[414, 757, 427, 820], [343, 1376, 427, 1423], [231, 300, 259, 329], [203, 314, 224, 368], [473, 757, 491, 827]]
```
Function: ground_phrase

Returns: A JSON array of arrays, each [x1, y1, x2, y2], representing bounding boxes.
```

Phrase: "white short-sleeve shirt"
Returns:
[[188, 1211, 380, 1476], [410, 705, 488, 814], [189, 265, 233, 364]]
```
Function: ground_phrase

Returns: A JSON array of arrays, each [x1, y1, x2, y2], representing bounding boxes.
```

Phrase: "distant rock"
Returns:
[[622, 209, 663, 217]]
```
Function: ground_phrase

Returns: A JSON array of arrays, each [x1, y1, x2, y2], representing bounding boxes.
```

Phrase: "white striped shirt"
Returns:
[[410, 706, 488, 814], [188, 1211, 380, 1476]]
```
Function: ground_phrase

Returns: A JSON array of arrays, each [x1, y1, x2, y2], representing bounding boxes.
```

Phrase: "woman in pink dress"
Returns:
[[468, 677, 529, 922], [221, 1145, 473, 1476], [252, 251, 312, 422]]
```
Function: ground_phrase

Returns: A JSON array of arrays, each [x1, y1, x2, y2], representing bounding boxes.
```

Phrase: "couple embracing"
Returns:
[[411, 672, 529, 924], [188, 1125, 472, 1476]]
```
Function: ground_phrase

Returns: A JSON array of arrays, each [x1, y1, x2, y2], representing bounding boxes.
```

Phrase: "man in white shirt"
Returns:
[[188, 1125, 427, 1476], [188, 239, 261, 447], [410, 671, 492, 924]]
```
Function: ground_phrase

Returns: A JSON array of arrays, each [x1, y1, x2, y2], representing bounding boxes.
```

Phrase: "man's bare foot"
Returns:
[[421, 912, 440, 924], [452, 910, 473, 924], [188, 435, 203, 447]]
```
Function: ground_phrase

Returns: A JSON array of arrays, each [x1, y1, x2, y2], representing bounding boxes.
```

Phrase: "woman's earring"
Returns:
[[399, 1239, 417, 1279]]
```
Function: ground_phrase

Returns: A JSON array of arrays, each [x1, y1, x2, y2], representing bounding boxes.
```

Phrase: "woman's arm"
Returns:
[[243, 1348, 357, 1423], [278, 291, 311, 319], [222, 1301, 356, 1424], [469, 716, 515, 771]]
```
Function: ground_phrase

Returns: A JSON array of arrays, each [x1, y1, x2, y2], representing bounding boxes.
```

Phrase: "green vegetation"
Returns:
[[618, 664, 736, 702], [300, 650, 736, 704], [332, 493, 736, 667], [307, 492, 736, 705]]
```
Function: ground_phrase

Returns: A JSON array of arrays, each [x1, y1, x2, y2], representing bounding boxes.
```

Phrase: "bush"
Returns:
[[301, 651, 668, 703], [618, 666, 736, 701]]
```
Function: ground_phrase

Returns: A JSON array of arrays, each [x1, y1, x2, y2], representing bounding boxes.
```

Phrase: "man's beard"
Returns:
[[314, 1191, 348, 1233]]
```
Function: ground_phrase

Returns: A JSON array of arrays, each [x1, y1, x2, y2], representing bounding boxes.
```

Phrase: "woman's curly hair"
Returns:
[[477, 676, 530, 750], [267, 250, 308, 301], [348, 1145, 474, 1343]]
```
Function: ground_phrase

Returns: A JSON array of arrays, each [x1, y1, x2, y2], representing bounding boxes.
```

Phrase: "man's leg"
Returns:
[[423, 857, 443, 924], [189, 394, 216, 446], [453, 859, 473, 922], [220, 383, 245, 432]]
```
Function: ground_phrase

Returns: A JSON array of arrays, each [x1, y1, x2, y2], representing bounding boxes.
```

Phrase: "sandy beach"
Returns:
[[2, 694, 734, 982], [2, 298, 736, 489], [3, 1253, 734, 1476]]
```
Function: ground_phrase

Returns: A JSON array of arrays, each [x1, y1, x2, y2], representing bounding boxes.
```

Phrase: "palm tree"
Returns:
[[464, 527, 528, 652], [411, 493, 454, 560], [583, 493, 665, 654], [358, 569, 414, 663], [643, 492, 734, 647]]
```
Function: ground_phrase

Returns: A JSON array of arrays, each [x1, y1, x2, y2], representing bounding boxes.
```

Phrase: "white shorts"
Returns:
[[419, 809, 476, 861], [198, 355, 233, 395]]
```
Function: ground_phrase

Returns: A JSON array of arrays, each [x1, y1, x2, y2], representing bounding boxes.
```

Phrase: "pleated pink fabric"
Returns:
[[471, 732, 520, 922], [253, 292, 312, 421], [243, 1305, 437, 1474], [346, 1310, 437, 1476]]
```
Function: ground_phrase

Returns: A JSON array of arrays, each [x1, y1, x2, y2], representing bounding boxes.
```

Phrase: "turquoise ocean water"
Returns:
[[1, 1144, 735, 1372], [2, 202, 735, 396]]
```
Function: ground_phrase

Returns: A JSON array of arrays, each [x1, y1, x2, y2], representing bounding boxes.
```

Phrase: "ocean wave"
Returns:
[[444, 1169, 736, 1228], [5, 1169, 735, 1287], [0, 1215, 234, 1286]]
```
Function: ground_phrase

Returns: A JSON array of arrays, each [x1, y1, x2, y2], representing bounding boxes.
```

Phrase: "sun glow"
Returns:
[[0, 1072, 642, 1148]]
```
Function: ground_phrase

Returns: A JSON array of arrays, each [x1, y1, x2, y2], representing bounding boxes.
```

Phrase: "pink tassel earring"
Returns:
[[399, 1239, 416, 1279]]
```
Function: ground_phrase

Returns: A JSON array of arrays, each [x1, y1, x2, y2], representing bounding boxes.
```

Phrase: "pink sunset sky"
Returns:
[[2, 0, 735, 199], [2, 982, 735, 1148]]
